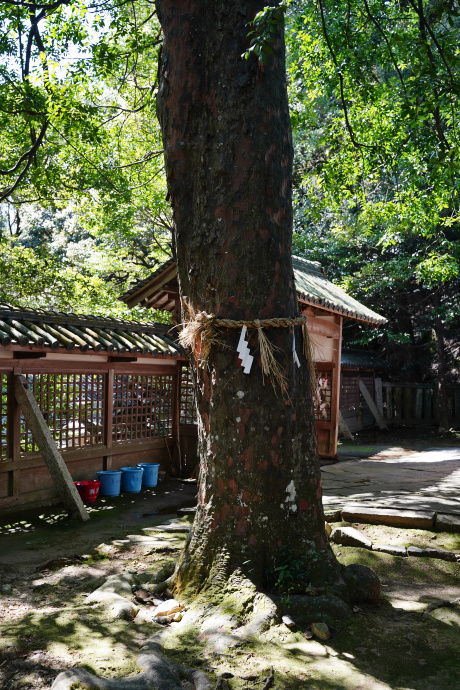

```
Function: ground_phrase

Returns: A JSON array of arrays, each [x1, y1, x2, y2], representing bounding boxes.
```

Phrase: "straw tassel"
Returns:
[[179, 304, 224, 368], [256, 322, 288, 397]]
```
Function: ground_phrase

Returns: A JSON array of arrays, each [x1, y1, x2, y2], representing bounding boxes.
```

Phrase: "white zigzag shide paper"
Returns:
[[237, 325, 253, 374]]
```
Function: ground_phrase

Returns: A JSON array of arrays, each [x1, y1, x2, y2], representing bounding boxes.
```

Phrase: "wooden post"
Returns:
[[447, 388, 453, 425], [455, 388, 460, 425], [426, 387, 433, 422], [15, 374, 89, 521], [394, 387, 402, 423], [329, 315, 342, 457], [7, 371, 21, 461], [103, 369, 113, 470], [358, 379, 388, 430], [172, 364, 182, 476], [374, 377, 383, 417], [415, 387, 423, 421], [7, 371, 21, 496], [385, 383, 393, 423], [404, 387, 411, 422]]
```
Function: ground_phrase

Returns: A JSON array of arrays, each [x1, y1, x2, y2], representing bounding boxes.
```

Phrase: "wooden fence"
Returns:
[[380, 381, 460, 427], [0, 363, 198, 512]]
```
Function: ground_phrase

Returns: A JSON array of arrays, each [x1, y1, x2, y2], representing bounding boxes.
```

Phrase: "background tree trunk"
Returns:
[[155, 0, 340, 593]]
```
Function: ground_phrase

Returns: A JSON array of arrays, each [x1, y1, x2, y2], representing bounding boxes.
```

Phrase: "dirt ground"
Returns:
[[0, 471, 459, 690]]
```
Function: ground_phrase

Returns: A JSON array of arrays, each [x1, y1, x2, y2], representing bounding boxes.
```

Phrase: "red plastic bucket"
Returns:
[[74, 480, 100, 503]]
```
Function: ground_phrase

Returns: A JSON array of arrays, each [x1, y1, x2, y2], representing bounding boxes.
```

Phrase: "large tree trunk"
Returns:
[[155, 0, 340, 594]]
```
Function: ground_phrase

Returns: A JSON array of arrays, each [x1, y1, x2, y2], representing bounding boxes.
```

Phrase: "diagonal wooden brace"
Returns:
[[15, 375, 89, 521], [359, 378, 388, 431]]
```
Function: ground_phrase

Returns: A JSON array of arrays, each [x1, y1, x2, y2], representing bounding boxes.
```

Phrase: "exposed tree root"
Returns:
[[261, 665, 275, 690], [51, 632, 212, 690], [51, 568, 280, 690], [51, 558, 380, 690], [422, 597, 460, 618]]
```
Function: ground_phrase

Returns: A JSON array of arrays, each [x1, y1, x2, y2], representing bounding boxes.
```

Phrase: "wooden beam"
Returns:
[[299, 298, 382, 327], [306, 316, 341, 339], [0, 435, 177, 472], [338, 410, 354, 440], [14, 374, 89, 521], [15, 352, 47, 359], [358, 378, 388, 430], [1, 360, 182, 375], [124, 264, 177, 307]]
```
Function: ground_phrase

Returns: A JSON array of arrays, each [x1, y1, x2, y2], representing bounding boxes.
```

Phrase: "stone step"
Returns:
[[436, 513, 460, 533], [341, 505, 435, 530]]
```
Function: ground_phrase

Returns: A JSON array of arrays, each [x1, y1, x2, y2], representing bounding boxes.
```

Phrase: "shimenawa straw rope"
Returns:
[[178, 303, 317, 397]]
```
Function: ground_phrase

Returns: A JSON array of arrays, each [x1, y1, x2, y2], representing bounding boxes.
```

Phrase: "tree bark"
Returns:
[[155, 0, 340, 593]]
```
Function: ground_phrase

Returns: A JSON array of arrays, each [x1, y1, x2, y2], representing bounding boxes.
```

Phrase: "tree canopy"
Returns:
[[286, 0, 460, 399], [0, 0, 458, 389], [0, 0, 170, 316]]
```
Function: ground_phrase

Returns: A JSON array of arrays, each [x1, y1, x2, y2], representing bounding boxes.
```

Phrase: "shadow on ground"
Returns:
[[0, 476, 459, 689]]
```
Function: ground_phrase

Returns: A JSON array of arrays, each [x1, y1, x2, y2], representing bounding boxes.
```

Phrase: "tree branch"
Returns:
[[318, 0, 372, 150], [362, 0, 406, 95], [0, 121, 48, 176], [0, 121, 49, 201]]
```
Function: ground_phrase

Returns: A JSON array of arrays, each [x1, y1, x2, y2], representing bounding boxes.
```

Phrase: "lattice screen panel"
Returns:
[[180, 365, 197, 425], [112, 374, 173, 442], [0, 373, 7, 460], [20, 373, 105, 454], [341, 373, 374, 413], [314, 369, 332, 422]]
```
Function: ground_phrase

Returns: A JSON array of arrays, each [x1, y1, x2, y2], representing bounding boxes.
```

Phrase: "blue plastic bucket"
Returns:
[[120, 466, 144, 493], [96, 470, 122, 497], [137, 463, 160, 488]]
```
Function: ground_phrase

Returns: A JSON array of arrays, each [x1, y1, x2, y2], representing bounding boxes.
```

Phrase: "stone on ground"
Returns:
[[282, 614, 296, 628], [330, 526, 373, 550], [324, 509, 342, 522], [405, 546, 457, 561], [311, 622, 330, 641], [153, 599, 185, 618], [343, 564, 382, 604], [407, 546, 425, 557], [85, 572, 135, 598], [373, 544, 407, 557]]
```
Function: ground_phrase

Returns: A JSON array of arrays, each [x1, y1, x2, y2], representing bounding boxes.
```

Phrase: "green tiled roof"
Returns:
[[121, 256, 387, 327], [0, 304, 182, 357], [341, 348, 388, 369], [292, 256, 387, 326]]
